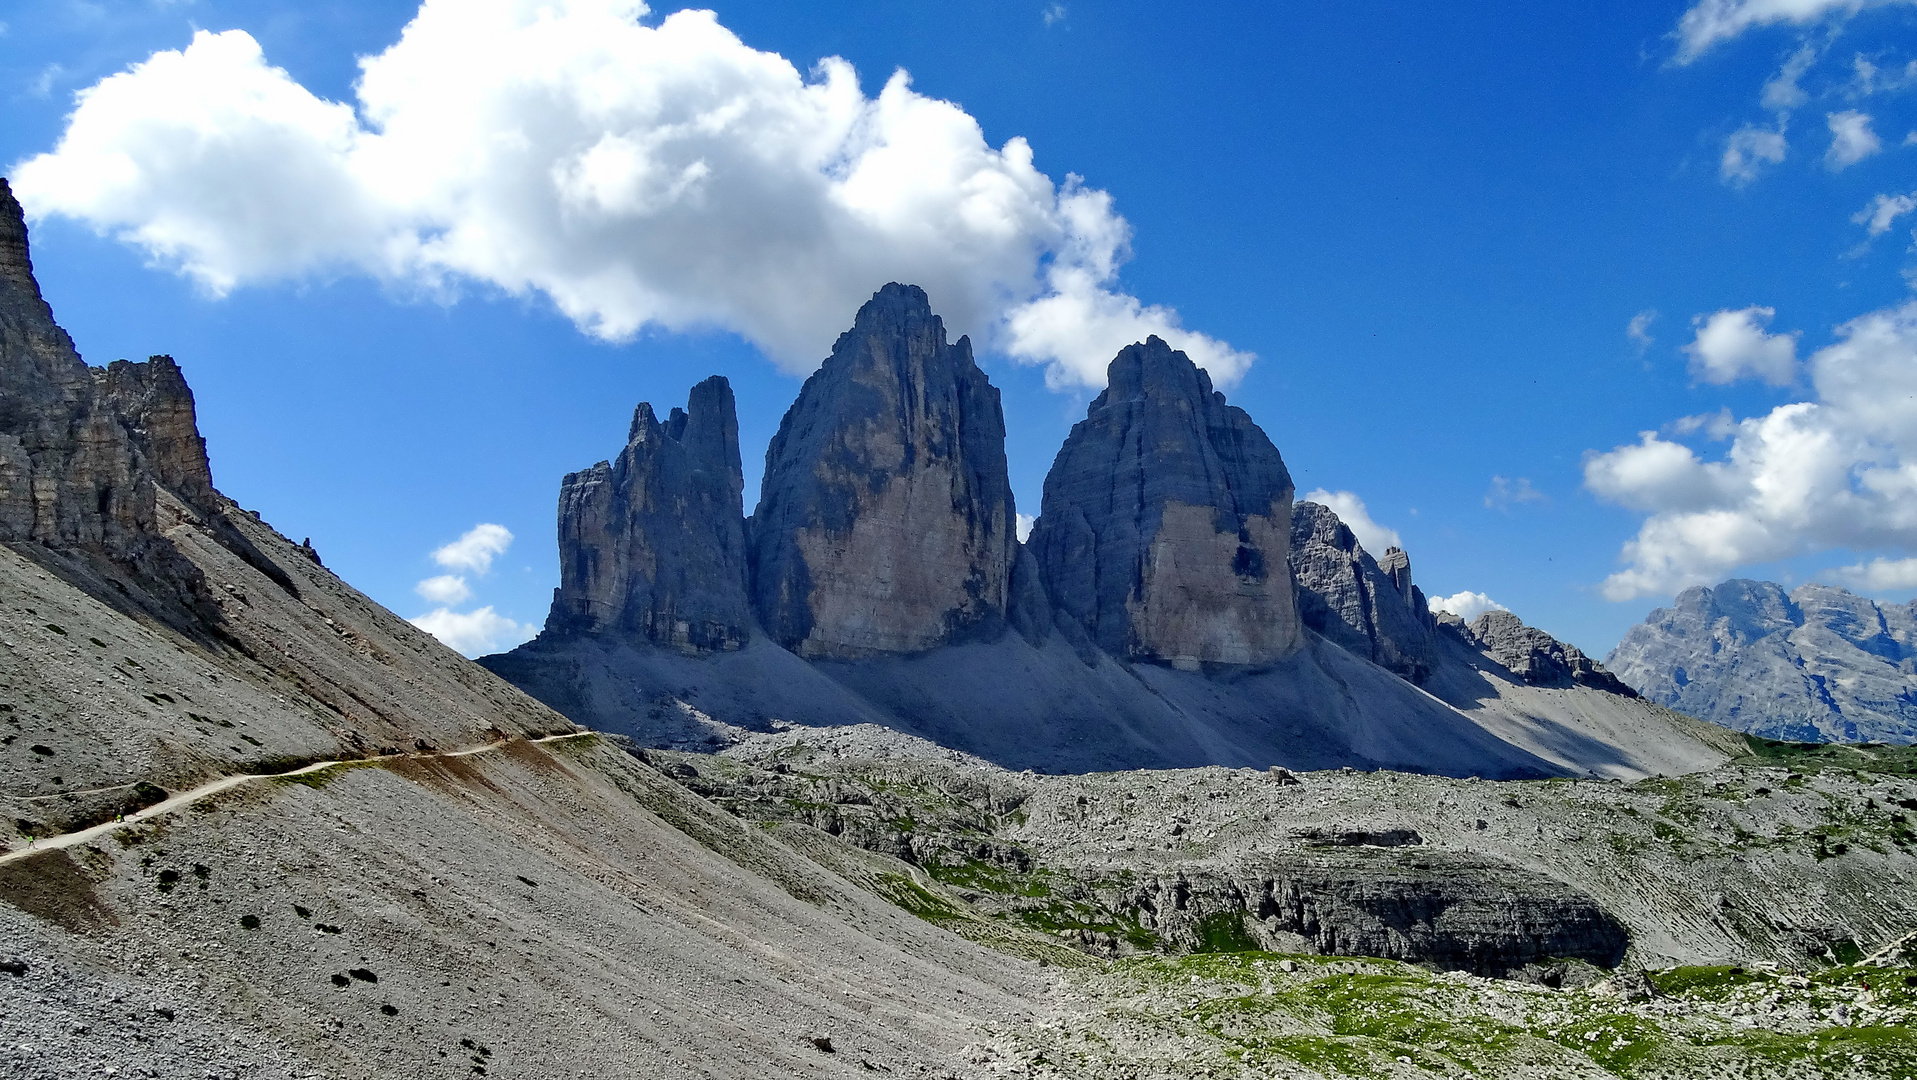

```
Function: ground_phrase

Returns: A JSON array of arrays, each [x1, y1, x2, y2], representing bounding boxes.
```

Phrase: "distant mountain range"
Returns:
[[480, 284, 1737, 779], [1608, 580, 1917, 745]]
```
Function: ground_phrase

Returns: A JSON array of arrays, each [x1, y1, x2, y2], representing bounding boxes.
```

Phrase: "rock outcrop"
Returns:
[[544, 376, 751, 652], [748, 283, 1016, 658], [0, 178, 216, 561], [1288, 501, 1435, 682], [1029, 337, 1300, 670], [1451, 609, 1637, 696], [1607, 579, 1917, 743]]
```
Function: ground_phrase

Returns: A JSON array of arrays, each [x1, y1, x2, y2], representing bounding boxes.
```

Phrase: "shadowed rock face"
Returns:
[[1030, 337, 1300, 669], [546, 376, 750, 652], [1607, 579, 1917, 743], [1454, 609, 1637, 696], [748, 283, 1016, 659], [1289, 501, 1435, 683], [0, 178, 215, 558]]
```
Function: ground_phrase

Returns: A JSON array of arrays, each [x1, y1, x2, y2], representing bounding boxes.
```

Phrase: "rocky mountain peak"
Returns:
[[1288, 501, 1435, 682], [748, 283, 1016, 658], [1457, 609, 1636, 696], [1608, 577, 1917, 743], [0, 178, 216, 562], [545, 375, 750, 651], [1030, 336, 1300, 669]]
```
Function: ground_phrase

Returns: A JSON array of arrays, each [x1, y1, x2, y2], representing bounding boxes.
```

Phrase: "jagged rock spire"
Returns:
[[0, 178, 215, 554], [748, 283, 1016, 658], [546, 376, 751, 652]]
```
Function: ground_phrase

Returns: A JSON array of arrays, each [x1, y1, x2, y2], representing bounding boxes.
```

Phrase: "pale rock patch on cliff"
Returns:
[[1607, 579, 1917, 744], [749, 283, 1016, 659], [1288, 500, 1436, 683], [544, 376, 751, 652], [1030, 336, 1299, 670]]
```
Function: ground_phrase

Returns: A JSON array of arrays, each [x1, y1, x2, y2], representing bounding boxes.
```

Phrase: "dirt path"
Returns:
[[0, 731, 597, 866]]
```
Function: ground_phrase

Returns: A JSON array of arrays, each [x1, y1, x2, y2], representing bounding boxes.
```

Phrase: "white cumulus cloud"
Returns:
[[1586, 297, 1917, 599], [1721, 123, 1788, 187], [1826, 110, 1883, 169], [1674, 0, 1916, 63], [1683, 306, 1799, 386], [1301, 489, 1402, 554], [412, 523, 531, 655], [1426, 591, 1508, 623], [1016, 512, 1035, 543], [409, 606, 535, 657], [9, 1, 1247, 390], [432, 523, 513, 575], [415, 573, 473, 606]]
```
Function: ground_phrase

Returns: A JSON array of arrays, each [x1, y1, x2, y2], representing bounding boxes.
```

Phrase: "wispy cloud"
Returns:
[[1043, 3, 1066, 25], [1627, 309, 1657, 351], [1484, 476, 1546, 510], [1826, 109, 1882, 169], [1721, 122, 1788, 186]]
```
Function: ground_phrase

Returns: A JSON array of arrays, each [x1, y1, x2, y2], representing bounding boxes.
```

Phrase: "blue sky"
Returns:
[[5, 0, 1917, 657]]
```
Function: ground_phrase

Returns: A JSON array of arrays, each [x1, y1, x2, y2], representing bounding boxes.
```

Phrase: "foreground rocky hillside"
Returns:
[[1608, 580, 1917, 744], [485, 287, 1736, 781]]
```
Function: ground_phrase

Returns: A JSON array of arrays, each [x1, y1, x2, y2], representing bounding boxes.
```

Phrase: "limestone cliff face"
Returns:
[[1450, 609, 1637, 696], [748, 284, 1016, 658], [0, 178, 216, 560], [1288, 501, 1435, 682], [1030, 337, 1301, 669], [546, 376, 751, 652]]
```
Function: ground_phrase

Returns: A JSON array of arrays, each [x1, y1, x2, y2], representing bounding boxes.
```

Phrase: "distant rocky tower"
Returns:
[[0, 178, 216, 560], [545, 376, 751, 651], [1289, 501, 1436, 682], [749, 284, 1016, 658], [1029, 337, 1301, 669]]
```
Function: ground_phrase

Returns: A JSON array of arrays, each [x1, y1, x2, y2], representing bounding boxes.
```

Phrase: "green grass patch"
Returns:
[[1193, 911, 1260, 954], [1739, 736, 1917, 776]]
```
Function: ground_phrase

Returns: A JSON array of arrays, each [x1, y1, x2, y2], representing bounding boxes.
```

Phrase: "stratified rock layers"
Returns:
[[1607, 579, 1917, 743], [546, 376, 751, 652], [1288, 501, 1435, 682], [1030, 337, 1300, 669], [749, 284, 1016, 659], [0, 178, 215, 558]]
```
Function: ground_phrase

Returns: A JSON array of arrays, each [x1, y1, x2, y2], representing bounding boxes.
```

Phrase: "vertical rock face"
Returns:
[[1030, 337, 1301, 669], [748, 283, 1016, 658], [0, 178, 215, 558], [1453, 610, 1636, 696], [546, 376, 751, 652], [1288, 501, 1435, 682], [1606, 579, 1917, 743]]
